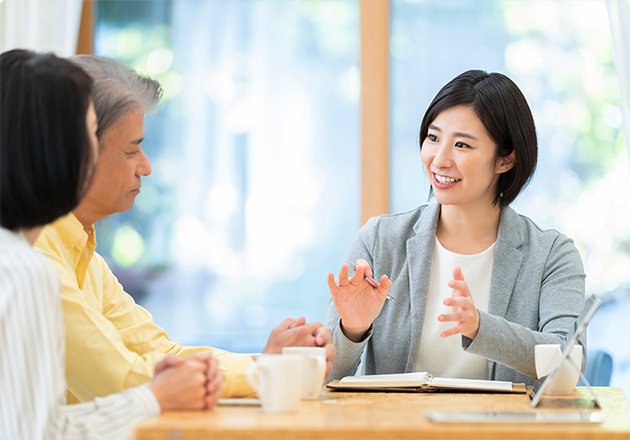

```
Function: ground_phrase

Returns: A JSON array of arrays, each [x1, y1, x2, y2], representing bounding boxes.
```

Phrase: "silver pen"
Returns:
[[349, 262, 395, 302]]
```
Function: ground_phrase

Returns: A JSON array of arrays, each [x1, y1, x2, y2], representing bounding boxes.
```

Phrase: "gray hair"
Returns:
[[69, 55, 163, 140]]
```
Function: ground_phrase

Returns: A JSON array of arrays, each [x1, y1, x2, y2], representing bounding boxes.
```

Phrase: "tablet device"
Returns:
[[425, 410, 604, 423], [529, 294, 603, 408]]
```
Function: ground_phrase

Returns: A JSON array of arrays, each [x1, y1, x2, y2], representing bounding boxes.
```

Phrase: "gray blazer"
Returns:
[[324, 201, 586, 387]]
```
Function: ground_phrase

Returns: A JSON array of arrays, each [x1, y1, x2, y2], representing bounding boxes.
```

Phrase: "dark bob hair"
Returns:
[[419, 70, 538, 208], [1, 49, 94, 231]]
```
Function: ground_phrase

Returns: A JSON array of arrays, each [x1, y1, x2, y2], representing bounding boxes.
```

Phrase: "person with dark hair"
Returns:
[[324, 70, 586, 387], [33, 54, 335, 404], [0, 49, 223, 440]]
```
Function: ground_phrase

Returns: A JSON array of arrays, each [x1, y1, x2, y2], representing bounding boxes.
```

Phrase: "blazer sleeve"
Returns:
[[324, 217, 379, 380], [462, 233, 586, 381]]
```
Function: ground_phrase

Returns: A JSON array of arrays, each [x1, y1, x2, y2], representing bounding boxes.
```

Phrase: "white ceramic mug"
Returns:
[[535, 344, 583, 395], [282, 347, 326, 399], [246, 354, 303, 413]]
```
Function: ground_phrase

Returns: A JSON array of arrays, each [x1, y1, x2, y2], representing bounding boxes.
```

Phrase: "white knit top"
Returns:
[[414, 237, 495, 379]]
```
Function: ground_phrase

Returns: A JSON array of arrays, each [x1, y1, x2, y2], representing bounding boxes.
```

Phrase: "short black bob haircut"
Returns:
[[1, 49, 94, 231], [419, 70, 538, 209]]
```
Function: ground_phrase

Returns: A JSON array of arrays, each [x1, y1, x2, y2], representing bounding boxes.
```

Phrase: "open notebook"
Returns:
[[327, 372, 527, 394]]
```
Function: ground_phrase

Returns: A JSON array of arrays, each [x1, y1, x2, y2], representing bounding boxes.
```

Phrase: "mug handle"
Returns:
[[307, 357, 326, 398], [246, 362, 259, 394]]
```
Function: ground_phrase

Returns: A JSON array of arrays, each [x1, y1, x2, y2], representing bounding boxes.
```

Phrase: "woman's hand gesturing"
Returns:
[[327, 259, 392, 342], [438, 266, 480, 340]]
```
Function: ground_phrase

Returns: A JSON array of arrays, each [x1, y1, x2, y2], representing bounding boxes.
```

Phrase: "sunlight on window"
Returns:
[[134, 184, 159, 215], [224, 96, 263, 134], [339, 66, 361, 103], [505, 40, 543, 75], [112, 225, 145, 267], [113, 27, 142, 60], [205, 71, 237, 104], [146, 47, 173, 75], [204, 183, 239, 226]]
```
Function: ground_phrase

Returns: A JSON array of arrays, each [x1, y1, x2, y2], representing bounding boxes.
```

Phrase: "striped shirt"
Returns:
[[0, 227, 160, 440]]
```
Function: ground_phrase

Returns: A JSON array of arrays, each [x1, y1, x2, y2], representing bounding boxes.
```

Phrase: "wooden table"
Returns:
[[133, 387, 630, 440]]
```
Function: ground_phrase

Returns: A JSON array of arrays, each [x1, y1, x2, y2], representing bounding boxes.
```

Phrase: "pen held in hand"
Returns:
[[349, 262, 395, 302]]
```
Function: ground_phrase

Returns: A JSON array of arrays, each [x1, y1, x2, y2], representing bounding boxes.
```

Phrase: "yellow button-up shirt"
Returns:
[[34, 213, 254, 403]]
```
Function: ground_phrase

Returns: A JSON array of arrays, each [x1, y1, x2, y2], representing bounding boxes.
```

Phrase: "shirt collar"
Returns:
[[52, 212, 96, 289]]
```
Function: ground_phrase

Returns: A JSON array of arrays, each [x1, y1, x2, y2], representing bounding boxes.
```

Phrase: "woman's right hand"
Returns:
[[327, 259, 392, 342]]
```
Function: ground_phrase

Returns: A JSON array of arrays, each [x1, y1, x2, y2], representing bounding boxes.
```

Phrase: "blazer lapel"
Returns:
[[404, 200, 440, 372], [489, 206, 525, 319], [487, 206, 524, 379]]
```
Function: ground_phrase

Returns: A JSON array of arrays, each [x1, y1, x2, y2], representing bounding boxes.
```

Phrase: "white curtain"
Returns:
[[0, 0, 83, 57], [607, 0, 630, 159]]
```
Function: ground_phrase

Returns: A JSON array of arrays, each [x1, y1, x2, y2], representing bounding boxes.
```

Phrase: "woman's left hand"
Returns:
[[438, 266, 480, 340]]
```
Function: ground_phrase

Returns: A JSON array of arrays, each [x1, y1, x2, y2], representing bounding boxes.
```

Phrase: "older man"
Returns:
[[35, 55, 334, 404]]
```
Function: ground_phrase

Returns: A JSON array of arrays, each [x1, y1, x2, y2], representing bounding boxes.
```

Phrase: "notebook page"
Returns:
[[340, 372, 429, 384], [430, 377, 513, 391]]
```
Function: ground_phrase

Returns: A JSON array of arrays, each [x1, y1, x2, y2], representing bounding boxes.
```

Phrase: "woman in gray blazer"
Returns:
[[324, 70, 586, 387]]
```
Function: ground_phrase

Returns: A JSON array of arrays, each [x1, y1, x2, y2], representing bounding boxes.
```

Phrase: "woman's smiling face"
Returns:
[[421, 105, 515, 210]]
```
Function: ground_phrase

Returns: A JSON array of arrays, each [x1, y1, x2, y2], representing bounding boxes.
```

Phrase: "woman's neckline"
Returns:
[[435, 236, 496, 257]]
